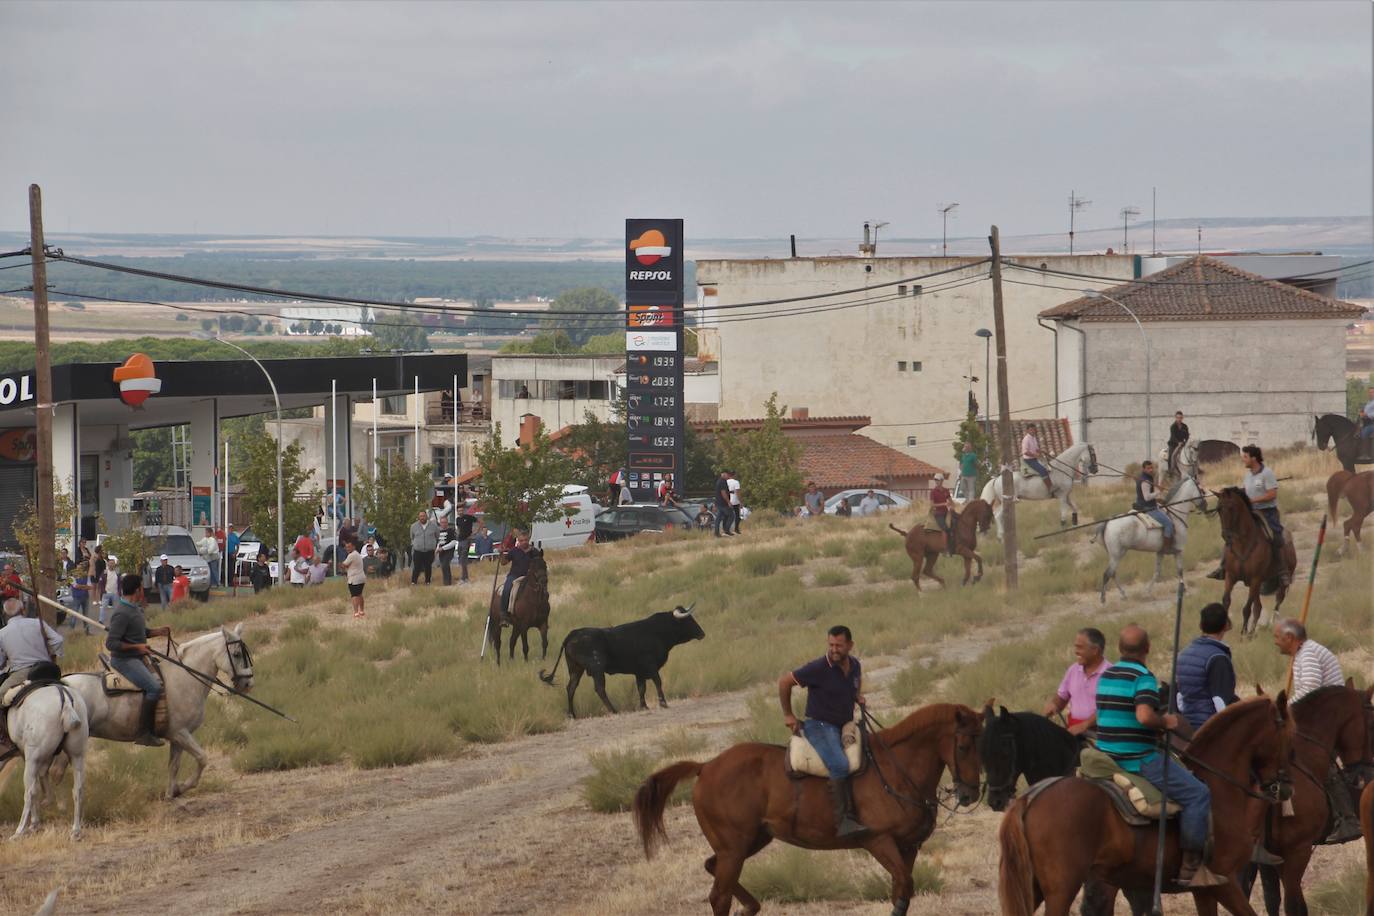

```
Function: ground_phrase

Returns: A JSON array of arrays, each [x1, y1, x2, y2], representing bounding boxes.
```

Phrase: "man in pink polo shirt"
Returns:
[[1042, 627, 1107, 735]]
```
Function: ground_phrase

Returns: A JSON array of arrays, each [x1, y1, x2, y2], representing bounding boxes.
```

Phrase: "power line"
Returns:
[[1002, 272, 1374, 297], [0, 261, 34, 271], [1002, 257, 1373, 287]]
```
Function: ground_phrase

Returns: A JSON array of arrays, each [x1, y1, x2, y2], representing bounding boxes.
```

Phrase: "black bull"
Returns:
[[538, 605, 705, 718]]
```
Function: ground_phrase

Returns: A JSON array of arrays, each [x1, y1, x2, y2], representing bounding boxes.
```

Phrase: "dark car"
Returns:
[[594, 504, 696, 541]]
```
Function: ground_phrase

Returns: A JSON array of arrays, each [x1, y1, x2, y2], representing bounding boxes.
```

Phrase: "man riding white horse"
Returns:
[[0, 598, 65, 759], [1134, 460, 1174, 553], [1021, 423, 1053, 491], [107, 573, 173, 747], [1166, 411, 1190, 478]]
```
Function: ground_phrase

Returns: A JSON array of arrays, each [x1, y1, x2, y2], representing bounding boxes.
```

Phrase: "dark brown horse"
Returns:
[[1247, 683, 1374, 916], [1314, 413, 1372, 474], [998, 695, 1293, 916], [889, 499, 994, 590], [1216, 488, 1297, 636], [633, 703, 983, 916], [1328, 469, 1374, 553], [487, 548, 550, 664], [1362, 780, 1374, 916]]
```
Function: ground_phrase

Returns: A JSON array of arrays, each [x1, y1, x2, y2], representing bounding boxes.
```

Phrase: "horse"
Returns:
[[1328, 469, 1374, 554], [980, 442, 1099, 538], [1362, 780, 1374, 916], [1315, 413, 1374, 473], [1243, 683, 1374, 916], [3, 678, 88, 839], [1158, 440, 1199, 482], [56, 625, 254, 799], [997, 694, 1294, 916], [1093, 476, 1209, 604], [487, 547, 549, 665], [632, 703, 982, 916], [1216, 488, 1297, 636], [888, 499, 993, 590]]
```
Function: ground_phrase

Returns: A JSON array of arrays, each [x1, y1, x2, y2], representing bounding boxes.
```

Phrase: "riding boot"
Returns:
[[827, 777, 869, 840], [1178, 851, 1228, 888], [135, 696, 164, 747], [1323, 768, 1363, 844], [945, 531, 955, 557], [1206, 563, 1225, 580]]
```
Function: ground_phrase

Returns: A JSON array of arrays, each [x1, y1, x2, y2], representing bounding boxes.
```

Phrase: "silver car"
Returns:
[[141, 526, 212, 599]]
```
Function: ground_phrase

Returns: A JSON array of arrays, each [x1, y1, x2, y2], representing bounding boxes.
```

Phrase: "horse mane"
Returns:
[[1186, 696, 1273, 757], [878, 703, 966, 745], [1162, 479, 1183, 503], [1220, 486, 1253, 511], [1009, 710, 1075, 754], [1290, 684, 1349, 711]]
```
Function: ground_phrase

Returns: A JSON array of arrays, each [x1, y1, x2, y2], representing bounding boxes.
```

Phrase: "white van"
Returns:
[[530, 485, 598, 551]]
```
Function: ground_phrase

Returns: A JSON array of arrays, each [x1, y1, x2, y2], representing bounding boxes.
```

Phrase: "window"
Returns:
[[558, 380, 576, 400], [379, 436, 406, 465], [898, 285, 908, 295], [574, 380, 590, 399], [911, 285, 922, 296], [897, 361, 907, 372], [380, 395, 407, 415], [911, 361, 922, 372], [906, 436, 917, 446], [590, 380, 610, 400], [431, 447, 457, 477]]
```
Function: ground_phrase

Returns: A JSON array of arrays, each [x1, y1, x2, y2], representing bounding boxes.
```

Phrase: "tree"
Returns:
[[542, 287, 621, 346], [1347, 372, 1373, 420], [98, 522, 154, 595], [471, 423, 576, 533], [368, 310, 430, 351], [131, 425, 176, 491], [352, 455, 434, 556], [714, 394, 802, 513], [10, 479, 78, 623], [238, 429, 317, 549], [952, 413, 997, 496]]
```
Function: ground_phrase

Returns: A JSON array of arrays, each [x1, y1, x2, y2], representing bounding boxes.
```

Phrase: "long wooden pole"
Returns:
[[1286, 514, 1326, 695], [989, 225, 1018, 589], [29, 185, 57, 623]]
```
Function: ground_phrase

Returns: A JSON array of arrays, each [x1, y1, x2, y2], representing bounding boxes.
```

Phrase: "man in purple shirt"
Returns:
[[1042, 627, 1107, 736], [780, 625, 867, 838]]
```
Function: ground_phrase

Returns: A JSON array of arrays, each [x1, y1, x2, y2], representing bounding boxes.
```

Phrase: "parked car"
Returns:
[[594, 504, 696, 541], [823, 489, 912, 516], [458, 485, 599, 558], [139, 526, 212, 599]]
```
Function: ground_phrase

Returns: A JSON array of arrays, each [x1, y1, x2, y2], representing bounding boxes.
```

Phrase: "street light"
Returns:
[[211, 337, 285, 586], [974, 328, 992, 428], [939, 203, 959, 257], [1082, 290, 1152, 459]]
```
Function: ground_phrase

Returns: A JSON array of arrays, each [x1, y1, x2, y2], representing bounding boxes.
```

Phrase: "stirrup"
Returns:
[[135, 732, 164, 747]]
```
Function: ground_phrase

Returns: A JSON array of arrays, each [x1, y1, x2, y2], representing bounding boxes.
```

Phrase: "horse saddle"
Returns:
[[785, 722, 865, 779], [1134, 511, 1166, 531], [923, 510, 958, 534], [1019, 461, 1038, 478], [1078, 747, 1181, 822], [507, 576, 526, 610], [0, 662, 63, 710], [98, 654, 159, 696]]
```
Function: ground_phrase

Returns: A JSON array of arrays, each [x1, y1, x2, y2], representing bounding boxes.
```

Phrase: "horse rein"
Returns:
[[860, 707, 978, 817], [1176, 705, 1294, 805]]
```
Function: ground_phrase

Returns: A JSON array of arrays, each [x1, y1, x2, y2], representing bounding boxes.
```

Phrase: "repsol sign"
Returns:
[[628, 269, 673, 281], [625, 218, 684, 295], [0, 373, 34, 407]]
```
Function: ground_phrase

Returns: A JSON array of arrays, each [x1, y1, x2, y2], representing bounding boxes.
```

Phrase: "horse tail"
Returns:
[[538, 637, 568, 686], [632, 760, 703, 859], [59, 687, 81, 735], [997, 797, 1037, 916], [1089, 520, 1107, 547], [888, 523, 909, 538]]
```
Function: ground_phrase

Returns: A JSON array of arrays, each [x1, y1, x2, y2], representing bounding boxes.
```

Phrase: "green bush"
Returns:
[[741, 846, 916, 902], [813, 567, 852, 587], [1306, 862, 1365, 915]]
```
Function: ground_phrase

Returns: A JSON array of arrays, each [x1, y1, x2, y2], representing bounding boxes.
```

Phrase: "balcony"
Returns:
[[426, 401, 490, 426]]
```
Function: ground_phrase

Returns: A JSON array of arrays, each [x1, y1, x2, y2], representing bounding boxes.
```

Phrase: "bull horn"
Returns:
[[673, 602, 696, 618]]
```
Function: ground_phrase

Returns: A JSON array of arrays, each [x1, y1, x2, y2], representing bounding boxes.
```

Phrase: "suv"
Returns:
[[594, 504, 696, 541], [140, 526, 212, 600]]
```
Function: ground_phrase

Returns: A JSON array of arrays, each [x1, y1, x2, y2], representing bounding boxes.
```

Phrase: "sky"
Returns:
[[1, 0, 1371, 240]]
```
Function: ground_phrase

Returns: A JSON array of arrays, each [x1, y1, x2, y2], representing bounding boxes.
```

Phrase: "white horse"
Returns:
[[1157, 439, 1199, 482], [979, 442, 1099, 538], [3, 681, 89, 838], [1092, 476, 1209, 603], [57, 625, 254, 799]]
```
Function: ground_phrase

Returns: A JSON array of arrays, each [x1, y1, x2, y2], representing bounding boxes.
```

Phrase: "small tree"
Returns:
[[714, 393, 802, 514], [952, 414, 997, 495], [472, 422, 575, 533], [10, 480, 78, 623], [353, 455, 435, 554], [238, 429, 317, 549], [99, 520, 154, 590]]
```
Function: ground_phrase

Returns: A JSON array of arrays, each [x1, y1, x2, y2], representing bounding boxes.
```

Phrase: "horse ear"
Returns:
[[982, 696, 995, 711], [1255, 682, 1266, 697], [999, 706, 1011, 719], [233, 622, 244, 638], [1346, 676, 1354, 689]]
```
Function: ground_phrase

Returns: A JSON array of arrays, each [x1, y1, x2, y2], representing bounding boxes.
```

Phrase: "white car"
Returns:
[[823, 489, 912, 516]]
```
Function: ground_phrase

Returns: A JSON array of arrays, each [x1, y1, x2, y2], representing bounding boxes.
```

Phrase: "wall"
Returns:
[[491, 356, 622, 438], [695, 255, 1135, 467]]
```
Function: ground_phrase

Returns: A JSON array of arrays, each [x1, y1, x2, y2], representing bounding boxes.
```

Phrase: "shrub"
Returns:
[[581, 747, 662, 813], [1307, 862, 1365, 915], [813, 567, 851, 587], [740, 847, 896, 902]]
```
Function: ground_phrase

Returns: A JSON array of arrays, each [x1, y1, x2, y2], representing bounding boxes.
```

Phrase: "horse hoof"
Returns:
[[71, 828, 82, 841], [659, 701, 669, 709]]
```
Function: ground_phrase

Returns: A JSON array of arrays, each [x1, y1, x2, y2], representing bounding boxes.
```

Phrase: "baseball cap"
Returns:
[[160, 554, 169, 560]]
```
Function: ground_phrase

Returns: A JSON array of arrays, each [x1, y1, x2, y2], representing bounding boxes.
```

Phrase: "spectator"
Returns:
[[617, 483, 633, 506], [308, 556, 327, 585], [835, 498, 852, 518], [958, 443, 979, 501], [363, 534, 379, 557], [59, 547, 76, 577], [410, 509, 439, 585], [473, 523, 495, 560], [2, 563, 24, 618], [436, 514, 459, 585], [657, 474, 679, 507], [100, 556, 120, 625], [714, 470, 733, 538], [170, 565, 191, 603], [69, 546, 93, 633], [153, 554, 176, 607], [342, 540, 367, 619], [289, 551, 309, 588], [225, 524, 241, 584], [250, 552, 273, 593], [858, 490, 881, 517], [293, 531, 315, 564], [803, 482, 824, 519], [198, 527, 221, 589], [727, 470, 742, 534], [454, 510, 476, 584]]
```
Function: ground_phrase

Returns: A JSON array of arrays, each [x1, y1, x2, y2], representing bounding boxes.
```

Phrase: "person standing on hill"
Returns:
[[409, 509, 439, 585], [198, 527, 221, 592], [342, 539, 367, 619], [803, 482, 824, 519], [436, 514, 458, 586], [153, 555, 175, 608], [714, 470, 733, 538], [727, 470, 742, 534], [454, 510, 476, 584], [958, 442, 979, 501]]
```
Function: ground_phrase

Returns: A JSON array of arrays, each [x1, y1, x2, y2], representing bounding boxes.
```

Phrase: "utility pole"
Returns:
[[989, 225, 1018, 589], [29, 184, 57, 621]]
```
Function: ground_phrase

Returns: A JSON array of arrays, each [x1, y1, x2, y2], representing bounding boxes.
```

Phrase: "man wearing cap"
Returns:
[[152, 554, 175, 608], [225, 524, 240, 586], [0, 596, 65, 758], [930, 474, 954, 555]]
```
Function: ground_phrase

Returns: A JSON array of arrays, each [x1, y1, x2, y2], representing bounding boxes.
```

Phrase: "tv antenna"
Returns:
[[1119, 206, 1140, 252], [1068, 191, 1091, 255]]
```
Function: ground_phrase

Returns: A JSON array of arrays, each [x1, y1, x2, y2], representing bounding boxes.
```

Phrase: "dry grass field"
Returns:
[[0, 446, 1369, 915]]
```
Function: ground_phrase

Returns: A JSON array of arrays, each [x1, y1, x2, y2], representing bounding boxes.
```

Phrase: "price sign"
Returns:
[[625, 218, 685, 501]]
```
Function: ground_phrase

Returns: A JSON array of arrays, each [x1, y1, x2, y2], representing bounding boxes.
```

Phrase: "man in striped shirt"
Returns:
[[1274, 618, 1361, 843], [1096, 625, 1225, 887]]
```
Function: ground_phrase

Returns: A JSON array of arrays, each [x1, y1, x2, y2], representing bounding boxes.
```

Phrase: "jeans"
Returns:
[[100, 593, 116, 626], [802, 719, 850, 779], [1139, 752, 1210, 851], [455, 539, 471, 581], [1023, 457, 1050, 481], [728, 505, 741, 534], [110, 654, 163, 702], [714, 502, 730, 536], [438, 549, 454, 585], [158, 583, 172, 607], [410, 549, 434, 584], [207, 558, 220, 588], [500, 575, 515, 614], [1258, 507, 1283, 544], [1146, 508, 1175, 538], [1360, 423, 1374, 439]]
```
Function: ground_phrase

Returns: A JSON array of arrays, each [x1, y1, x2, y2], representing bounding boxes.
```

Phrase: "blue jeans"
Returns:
[[1139, 752, 1210, 851], [158, 584, 172, 607], [1146, 508, 1175, 538], [1360, 423, 1374, 439], [99, 593, 116, 626], [500, 576, 515, 614], [1258, 507, 1283, 544], [207, 558, 220, 588], [1024, 457, 1050, 481], [714, 503, 730, 536], [109, 654, 163, 702], [802, 719, 850, 779]]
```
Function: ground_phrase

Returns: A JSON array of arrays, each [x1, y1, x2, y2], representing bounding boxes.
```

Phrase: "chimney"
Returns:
[[791, 407, 809, 420], [518, 414, 543, 447]]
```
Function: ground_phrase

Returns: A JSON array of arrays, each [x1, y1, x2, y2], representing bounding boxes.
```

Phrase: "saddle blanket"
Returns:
[[0, 662, 63, 709], [1078, 746, 1181, 820], [786, 721, 863, 778], [98, 654, 159, 695], [1134, 511, 1166, 531]]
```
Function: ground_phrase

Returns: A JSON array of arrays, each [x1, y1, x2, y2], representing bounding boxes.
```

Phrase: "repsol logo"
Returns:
[[628, 269, 673, 281], [0, 374, 34, 406]]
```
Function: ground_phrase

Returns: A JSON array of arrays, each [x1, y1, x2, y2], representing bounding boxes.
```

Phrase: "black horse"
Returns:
[[1315, 413, 1373, 473], [978, 704, 1151, 916]]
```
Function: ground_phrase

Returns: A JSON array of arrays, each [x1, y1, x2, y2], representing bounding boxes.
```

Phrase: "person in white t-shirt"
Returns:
[[100, 556, 121, 625], [288, 551, 309, 588], [341, 539, 367, 619], [726, 471, 742, 534]]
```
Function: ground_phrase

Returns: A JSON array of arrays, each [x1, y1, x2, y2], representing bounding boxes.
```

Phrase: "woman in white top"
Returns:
[[100, 556, 121, 625], [341, 539, 366, 619], [288, 551, 309, 588]]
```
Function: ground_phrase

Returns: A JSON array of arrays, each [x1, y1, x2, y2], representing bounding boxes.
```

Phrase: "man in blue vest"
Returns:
[[1174, 603, 1237, 731]]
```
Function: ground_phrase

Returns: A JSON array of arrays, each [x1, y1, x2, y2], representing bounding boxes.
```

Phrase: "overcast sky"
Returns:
[[2, 1, 1370, 240]]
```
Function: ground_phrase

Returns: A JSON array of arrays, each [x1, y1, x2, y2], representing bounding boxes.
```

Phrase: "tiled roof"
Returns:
[[1038, 256, 1366, 322], [798, 434, 944, 490], [983, 418, 1073, 458], [691, 415, 871, 433]]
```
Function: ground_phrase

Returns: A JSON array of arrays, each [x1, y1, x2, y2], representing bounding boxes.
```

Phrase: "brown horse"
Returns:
[[1216, 488, 1296, 636], [633, 703, 982, 916], [1248, 683, 1374, 916], [487, 548, 550, 665], [1328, 470, 1374, 553], [998, 695, 1293, 916], [889, 499, 994, 590], [1362, 780, 1374, 916]]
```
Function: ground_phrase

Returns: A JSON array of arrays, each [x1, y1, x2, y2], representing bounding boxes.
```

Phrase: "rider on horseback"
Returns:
[[499, 530, 531, 625], [1360, 387, 1374, 452], [930, 474, 955, 556], [0, 598, 65, 759], [107, 573, 172, 747], [1021, 424, 1053, 490], [1134, 460, 1174, 553], [1243, 445, 1290, 587], [780, 625, 869, 840], [1096, 625, 1227, 888], [1166, 411, 1190, 478]]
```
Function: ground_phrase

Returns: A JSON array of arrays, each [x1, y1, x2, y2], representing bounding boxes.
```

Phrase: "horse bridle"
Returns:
[[1178, 704, 1294, 805], [859, 707, 980, 816], [224, 635, 254, 691]]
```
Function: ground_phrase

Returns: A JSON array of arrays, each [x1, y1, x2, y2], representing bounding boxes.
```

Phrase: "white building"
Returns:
[[490, 354, 624, 440], [280, 304, 374, 336]]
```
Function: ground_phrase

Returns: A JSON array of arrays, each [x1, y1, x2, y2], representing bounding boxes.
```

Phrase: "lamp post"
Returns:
[[974, 328, 992, 428], [1082, 290, 1152, 459], [211, 337, 285, 585], [939, 203, 959, 257]]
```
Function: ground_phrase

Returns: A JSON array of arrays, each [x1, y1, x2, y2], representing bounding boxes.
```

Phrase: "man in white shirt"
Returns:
[[726, 472, 742, 534], [198, 527, 222, 589], [858, 490, 881, 517], [1274, 617, 1359, 843]]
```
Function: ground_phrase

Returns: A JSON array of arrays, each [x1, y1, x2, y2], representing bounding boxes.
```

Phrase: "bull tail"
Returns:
[[888, 523, 909, 538], [998, 798, 1037, 916], [632, 760, 703, 859], [538, 636, 569, 686]]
